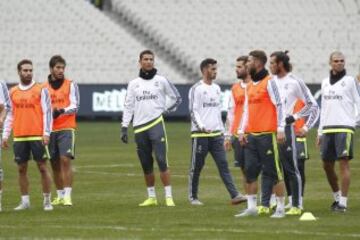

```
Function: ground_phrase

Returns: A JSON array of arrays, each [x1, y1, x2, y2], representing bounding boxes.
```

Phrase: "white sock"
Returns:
[[21, 195, 30, 204], [339, 196, 347, 207], [43, 193, 51, 203], [247, 194, 257, 209], [276, 196, 285, 211], [64, 187, 72, 198], [333, 191, 341, 202], [270, 194, 276, 206], [299, 196, 303, 209], [164, 185, 172, 198], [288, 195, 293, 206], [57, 189, 65, 199], [147, 186, 156, 198]]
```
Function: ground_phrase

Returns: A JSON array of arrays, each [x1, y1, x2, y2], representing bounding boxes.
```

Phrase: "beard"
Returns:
[[20, 77, 32, 85]]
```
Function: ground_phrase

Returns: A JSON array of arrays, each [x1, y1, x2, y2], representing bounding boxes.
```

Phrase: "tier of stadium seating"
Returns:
[[112, 0, 360, 83], [0, 0, 186, 83], [0, 0, 359, 84]]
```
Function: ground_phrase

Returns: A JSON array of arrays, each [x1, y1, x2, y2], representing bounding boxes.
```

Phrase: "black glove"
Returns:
[[285, 115, 296, 125], [53, 108, 65, 119], [121, 127, 128, 144]]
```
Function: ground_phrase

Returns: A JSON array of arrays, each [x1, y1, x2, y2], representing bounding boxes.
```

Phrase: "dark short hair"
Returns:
[[249, 50, 267, 65], [17, 59, 32, 71], [236, 56, 248, 64], [270, 50, 292, 72], [200, 58, 217, 72], [329, 51, 344, 61], [139, 50, 154, 60], [49, 55, 66, 68]]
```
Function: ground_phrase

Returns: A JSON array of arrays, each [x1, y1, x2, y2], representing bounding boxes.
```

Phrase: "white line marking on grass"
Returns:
[[1, 224, 359, 239], [78, 170, 222, 180], [76, 164, 136, 168]]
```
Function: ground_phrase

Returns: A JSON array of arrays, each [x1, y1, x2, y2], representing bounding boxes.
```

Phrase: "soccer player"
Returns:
[[284, 100, 310, 210], [225, 56, 251, 193], [121, 50, 182, 207], [188, 58, 246, 206], [317, 51, 360, 212], [43, 55, 80, 206], [0, 81, 10, 212], [235, 50, 286, 218], [269, 51, 319, 215], [2, 59, 53, 211]]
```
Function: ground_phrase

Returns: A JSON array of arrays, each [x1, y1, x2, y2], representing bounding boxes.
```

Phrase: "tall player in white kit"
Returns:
[[317, 51, 360, 212], [121, 50, 182, 207]]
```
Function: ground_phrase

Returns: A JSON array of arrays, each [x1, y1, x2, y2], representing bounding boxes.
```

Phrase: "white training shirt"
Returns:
[[0, 81, 11, 112], [274, 73, 320, 131], [318, 75, 360, 135], [63, 81, 80, 115], [189, 80, 224, 132], [2, 81, 53, 139], [122, 74, 181, 127]]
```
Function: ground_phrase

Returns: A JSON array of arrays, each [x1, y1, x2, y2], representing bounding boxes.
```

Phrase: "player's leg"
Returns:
[[321, 133, 340, 210], [210, 135, 245, 204], [151, 121, 174, 206], [335, 132, 353, 211], [188, 137, 208, 205], [260, 133, 285, 218], [135, 130, 157, 206], [32, 140, 53, 211], [57, 130, 76, 206], [13, 141, 31, 210], [49, 132, 64, 205], [234, 134, 261, 217]]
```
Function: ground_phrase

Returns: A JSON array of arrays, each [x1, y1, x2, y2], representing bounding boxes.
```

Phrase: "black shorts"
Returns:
[[244, 133, 283, 183], [320, 130, 354, 161], [231, 135, 245, 169], [134, 116, 168, 174], [296, 137, 309, 160], [13, 140, 50, 164], [49, 130, 76, 161]]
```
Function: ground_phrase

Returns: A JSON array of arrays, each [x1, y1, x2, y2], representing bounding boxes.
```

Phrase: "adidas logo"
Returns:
[[266, 149, 272, 155], [300, 152, 305, 157], [161, 137, 165, 142], [343, 150, 348, 154], [67, 149, 72, 153], [286, 146, 292, 152]]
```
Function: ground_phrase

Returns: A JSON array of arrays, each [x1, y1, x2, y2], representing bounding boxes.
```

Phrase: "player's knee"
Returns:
[[158, 162, 168, 172], [142, 164, 153, 175]]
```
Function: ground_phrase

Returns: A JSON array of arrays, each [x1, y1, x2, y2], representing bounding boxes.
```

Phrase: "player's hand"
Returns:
[[277, 131, 286, 144], [42, 135, 50, 145], [121, 127, 128, 144], [285, 115, 296, 125], [238, 133, 248, 146], [2, 138, 9, 149], [53, 108, 65, 119], [296, 127, 307, 137], [316, 135, 322, 148], [200, 128, 211, 133], [224, 139, 232, 151]]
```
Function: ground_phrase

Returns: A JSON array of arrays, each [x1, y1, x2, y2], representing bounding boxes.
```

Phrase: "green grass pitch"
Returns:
[[0, 121, 359, 239]]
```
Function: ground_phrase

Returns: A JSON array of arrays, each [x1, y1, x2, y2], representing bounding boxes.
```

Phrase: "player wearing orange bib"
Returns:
[[44, 55, 79, 207], [225, 56, 251, 193], [2, 59, 53, 211]]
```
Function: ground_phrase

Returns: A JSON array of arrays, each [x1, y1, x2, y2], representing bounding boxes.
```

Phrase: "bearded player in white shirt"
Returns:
[[317, 51, 360, 212], [121, 50, 182, 207]]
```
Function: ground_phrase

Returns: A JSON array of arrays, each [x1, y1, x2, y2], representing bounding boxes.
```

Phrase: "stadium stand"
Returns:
[[0, 0, 187, 84], [0, 0, 359, 84], [112, 0, 360, 83]]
